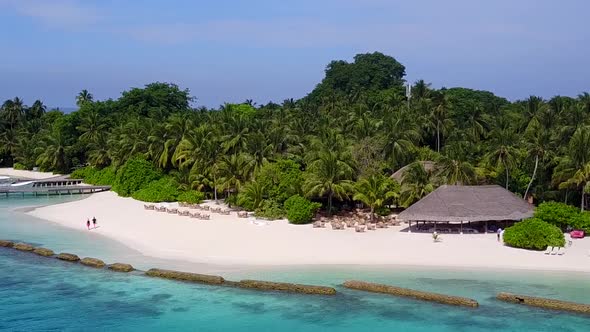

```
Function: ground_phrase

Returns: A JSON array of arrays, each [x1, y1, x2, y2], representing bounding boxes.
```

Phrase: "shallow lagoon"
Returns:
[[1, 196, 589, 331]]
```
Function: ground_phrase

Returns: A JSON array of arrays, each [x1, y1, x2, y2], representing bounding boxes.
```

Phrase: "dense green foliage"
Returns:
[[12, 162, 27, 170], [132, 178, 180, 202], [254, 199, 285, 220], [503, 218, 565, 250], [284, 195, 322, 224], [177, 190, 205, 204], [534, 201, 590, 234], [534, 202, 581, 229], [113, 158, 162, 196], [2, 53, 590, 216]]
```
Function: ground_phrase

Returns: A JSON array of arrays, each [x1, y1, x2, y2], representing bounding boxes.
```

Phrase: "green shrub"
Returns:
[[113, 158, 161, 196], [177, 190, 205, 204], [284, 195, 322, 224], [132, 178, 180, 202], [255, 160, 303, 204], [13, 163, 28, 170], [72, 166, 117, 186], [534, 201, 580, 229], [570, 212, 590, 234], [503, 218, 565, 250], [71, 166, 97, 180], [375, 206, 391, 216], [89, 167, 117, 186], [254, 199, 285, 220]]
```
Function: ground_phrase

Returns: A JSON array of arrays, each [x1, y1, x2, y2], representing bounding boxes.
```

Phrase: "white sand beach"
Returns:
[[27, 191, 590, 273], [0, 168, 59, 180]]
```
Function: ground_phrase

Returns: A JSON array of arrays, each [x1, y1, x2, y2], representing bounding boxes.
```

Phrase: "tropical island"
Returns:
[[1, 52, 589, 271]]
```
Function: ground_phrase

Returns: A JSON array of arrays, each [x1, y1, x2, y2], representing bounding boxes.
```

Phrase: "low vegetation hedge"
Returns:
[[534, 201, 590, 234], [254, 199, 285, 220], [503, 218, 565, 250], [113, 158, 162, 196], [71, 166, 116, 186], [131, 178, 180, 202], [284, 195, 321, 224], [177, 190, 205, 204], [13, 163, 28, 170], [534, 202, 580, 229]]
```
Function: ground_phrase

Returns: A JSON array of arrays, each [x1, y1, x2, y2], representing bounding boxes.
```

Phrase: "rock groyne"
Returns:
[[13, 243, 34, 251], [80, 257, 106, 268], [0, 240, 14, 247], [145, 268, 225, 285], [33, 247, 54, 257], [108, 263, 135, 272], [497, 292, 590, 315], [343, 280, 479, 307], [56, 253, 80, 262], [238, 280, 337, 295]]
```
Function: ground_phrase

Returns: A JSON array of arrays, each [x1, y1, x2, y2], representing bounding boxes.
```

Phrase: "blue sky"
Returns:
[[0, 0, 588, 108]]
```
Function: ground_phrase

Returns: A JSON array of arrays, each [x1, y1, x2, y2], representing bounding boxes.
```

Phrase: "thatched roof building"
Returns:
[[397, 185, 534, 223]]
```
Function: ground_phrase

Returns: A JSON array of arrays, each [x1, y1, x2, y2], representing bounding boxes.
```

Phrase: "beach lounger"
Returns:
[[557, 247, 566, 255], [550, 247, 558, 255], [376, 222, 384, 228], [199, 214, 210, 220], [367, 224, 376, 231], [201, 205, 210, 211], [544, 246, 553, 255], [355, 225, 366, 232], [237, 211, 248, 218]]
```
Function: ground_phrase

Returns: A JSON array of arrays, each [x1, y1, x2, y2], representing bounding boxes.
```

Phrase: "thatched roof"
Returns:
[[391, 161, 436, 182], [397, 185, 534, 223]]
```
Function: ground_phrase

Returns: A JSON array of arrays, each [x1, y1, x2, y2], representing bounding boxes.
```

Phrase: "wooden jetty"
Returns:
[[0, 177, 110, 197]]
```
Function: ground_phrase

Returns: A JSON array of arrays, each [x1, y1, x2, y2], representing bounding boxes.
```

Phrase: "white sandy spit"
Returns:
[[0, 167, 59, 180], [27, 191, 590, 272]]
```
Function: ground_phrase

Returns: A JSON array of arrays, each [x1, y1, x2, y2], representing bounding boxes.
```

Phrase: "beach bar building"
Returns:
[[397, 185, 534, 234]]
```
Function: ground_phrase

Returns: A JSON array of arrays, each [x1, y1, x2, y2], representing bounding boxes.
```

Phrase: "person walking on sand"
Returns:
[[92, 216, 97, 228], [497, 227, 503, 242], [86, 219, 91, 230]]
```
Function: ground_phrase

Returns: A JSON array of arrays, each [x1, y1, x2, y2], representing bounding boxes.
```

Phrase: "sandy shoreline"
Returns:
[[25, 190, 590, 273], [0, 167, 60, 180]]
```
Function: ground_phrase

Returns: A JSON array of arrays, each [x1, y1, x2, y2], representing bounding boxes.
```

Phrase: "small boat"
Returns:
[[0, 176, 16, 186]]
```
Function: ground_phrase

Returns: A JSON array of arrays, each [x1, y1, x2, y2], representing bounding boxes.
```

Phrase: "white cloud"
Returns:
[[0, 0, 101, 28]]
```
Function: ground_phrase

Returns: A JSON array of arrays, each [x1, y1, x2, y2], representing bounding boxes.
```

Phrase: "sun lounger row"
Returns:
[[544, 246, 566, 255], [313, 220, 389, 231]]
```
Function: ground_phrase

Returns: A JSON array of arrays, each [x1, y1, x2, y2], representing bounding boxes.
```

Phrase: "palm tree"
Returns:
[[76, 90, 94, 107], [485, 123, 518, 189], [27, 100, 46, 120], [77, 109, 107, 143], [559, 162, 590, 211], [353, 174, 399, 222], [304, 150, 354, 215], [431, 96, 450, 153], [35, 129, 70, 173], [523, 118, 552, 199], [1, 97, 24, 130], [216, 153, 254, 204], [87, 133, 111, 167], [435, 155, 475, 185], [400, 162, 435, 207], [237, 180, 266, 210], [381, 107, 421, 169]]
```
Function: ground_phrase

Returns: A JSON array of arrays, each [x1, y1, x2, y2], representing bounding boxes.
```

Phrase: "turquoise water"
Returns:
[[1, 196, 590, 331]]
